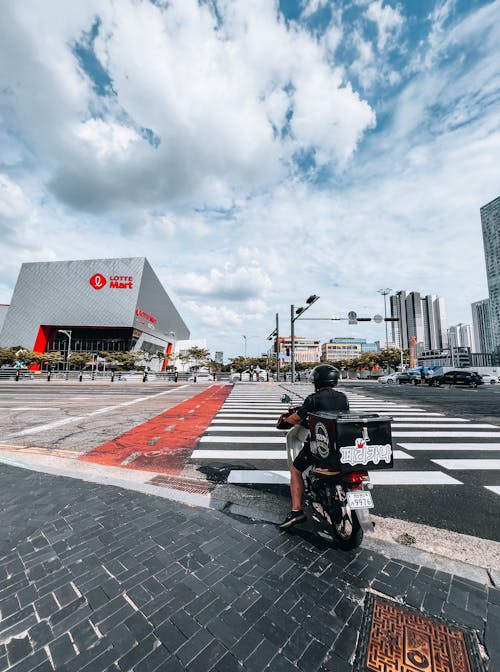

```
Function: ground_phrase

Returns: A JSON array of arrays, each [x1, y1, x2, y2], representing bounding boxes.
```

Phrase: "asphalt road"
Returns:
[[1, 379, 499, 543]]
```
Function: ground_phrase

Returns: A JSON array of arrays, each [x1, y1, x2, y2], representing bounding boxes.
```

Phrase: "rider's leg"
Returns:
[[290, 465, 304, 510]]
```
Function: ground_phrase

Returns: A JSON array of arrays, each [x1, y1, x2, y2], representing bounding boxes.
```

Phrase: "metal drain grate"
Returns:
[[354, 593, 486, 672], [149, 474, 214, 496]]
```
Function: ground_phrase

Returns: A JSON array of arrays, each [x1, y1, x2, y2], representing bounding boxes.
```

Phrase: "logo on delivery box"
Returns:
[[89, 273, 133, 290]]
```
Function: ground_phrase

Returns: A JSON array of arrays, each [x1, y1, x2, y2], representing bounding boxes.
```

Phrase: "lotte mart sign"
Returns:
[[89, 273, 134, 290]]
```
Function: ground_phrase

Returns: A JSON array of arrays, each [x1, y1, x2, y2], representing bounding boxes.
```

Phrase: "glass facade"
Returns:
[[480, 197, 500, 358]]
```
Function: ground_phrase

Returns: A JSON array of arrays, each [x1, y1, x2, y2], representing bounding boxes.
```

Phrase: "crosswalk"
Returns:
[[190, 384, 500, 498]]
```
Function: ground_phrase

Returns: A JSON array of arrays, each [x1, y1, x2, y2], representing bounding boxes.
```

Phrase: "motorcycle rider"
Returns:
[[279, 364, 349, 529]]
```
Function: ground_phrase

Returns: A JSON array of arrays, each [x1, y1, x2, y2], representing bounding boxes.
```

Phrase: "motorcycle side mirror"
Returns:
[[281, 394, 292, 403]]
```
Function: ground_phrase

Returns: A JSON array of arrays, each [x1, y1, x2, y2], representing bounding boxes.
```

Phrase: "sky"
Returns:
[[1, 0, 499, 359]]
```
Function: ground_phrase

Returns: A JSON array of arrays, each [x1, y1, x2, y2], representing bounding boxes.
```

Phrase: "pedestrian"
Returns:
[[279, 365, 349, 529]]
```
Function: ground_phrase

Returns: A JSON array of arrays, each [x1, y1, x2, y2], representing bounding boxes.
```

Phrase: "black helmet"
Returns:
[[310, 364, 340, 389]]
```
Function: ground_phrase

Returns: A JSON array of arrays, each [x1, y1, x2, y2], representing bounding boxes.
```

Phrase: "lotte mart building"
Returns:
[[0, 257, 190, 369]]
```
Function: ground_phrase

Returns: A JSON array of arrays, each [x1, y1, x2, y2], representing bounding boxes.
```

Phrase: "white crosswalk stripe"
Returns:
[[189, 385, 500, 496]]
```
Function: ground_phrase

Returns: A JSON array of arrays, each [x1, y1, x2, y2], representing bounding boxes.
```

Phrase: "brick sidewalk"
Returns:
[[0, 464, 498, 671]]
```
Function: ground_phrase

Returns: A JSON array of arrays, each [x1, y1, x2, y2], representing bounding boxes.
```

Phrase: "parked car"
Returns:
[[428, 370, 484, 388], [481, 374, 499, 384], [377, 373, 399, 384]]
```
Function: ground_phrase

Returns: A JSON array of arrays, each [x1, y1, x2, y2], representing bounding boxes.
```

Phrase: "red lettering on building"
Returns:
[[135, 308, 157, 324], [89, 273, 133, 289]]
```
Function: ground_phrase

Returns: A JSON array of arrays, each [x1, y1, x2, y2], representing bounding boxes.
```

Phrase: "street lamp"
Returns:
[[58, 329, 72, 369], [377, 289, 392, 351], [243, 335, 247, 358], [291, 294, 319, 383], [267, 313, 280, 380]]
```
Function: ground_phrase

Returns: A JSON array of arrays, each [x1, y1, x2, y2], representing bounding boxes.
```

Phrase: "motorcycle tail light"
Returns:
[[341, 471, 369, 484]]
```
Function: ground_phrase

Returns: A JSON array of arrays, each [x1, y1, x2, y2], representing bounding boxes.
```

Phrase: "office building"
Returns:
[[472, 299, 494, 354], [480, 196, 500, 358], [278, 337, 321, 363], [321, 338, 378, 362], [390, 291, 447, 351]]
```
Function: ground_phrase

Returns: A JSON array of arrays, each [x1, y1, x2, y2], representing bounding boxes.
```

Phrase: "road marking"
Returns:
[[191, 449, 412, 460], [227, 470, 462, 485], [5, 386, 189, 438], [431, 459, 500, 470], [392, 423, 497, 429], [9, 407, 61, 411], [212, 419, 276, 424], [205, 426, 282, 432], [484, 486, 500, 496], [399, 443, 500, 451], [392, 431, 500, 438], [200, 436, 285, 443]]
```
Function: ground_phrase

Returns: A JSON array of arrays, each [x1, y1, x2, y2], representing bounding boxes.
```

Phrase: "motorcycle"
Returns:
[[278, 395, 392, 550]]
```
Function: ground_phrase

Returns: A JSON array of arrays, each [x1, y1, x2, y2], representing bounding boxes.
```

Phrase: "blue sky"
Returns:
[[0, 0, 499, 358]]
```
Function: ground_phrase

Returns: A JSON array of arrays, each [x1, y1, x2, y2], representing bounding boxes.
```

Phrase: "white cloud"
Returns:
[[0, 174, 38, 245], [175, 260, 272, 301], [365, 1, 404, 51], [0, 0, 375, 214], [184, 301, 242, 329]]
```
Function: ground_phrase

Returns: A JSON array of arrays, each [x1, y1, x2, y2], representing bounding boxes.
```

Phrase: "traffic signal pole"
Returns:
[[291, 305, 295, 383]]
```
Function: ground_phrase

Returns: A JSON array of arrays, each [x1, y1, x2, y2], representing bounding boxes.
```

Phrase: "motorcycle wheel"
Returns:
[[326, 489, 363, 550]]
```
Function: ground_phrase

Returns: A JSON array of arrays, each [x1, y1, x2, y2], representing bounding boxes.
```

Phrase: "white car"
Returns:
[[481, 374, 499, 384], [378, 373, 399, 384]]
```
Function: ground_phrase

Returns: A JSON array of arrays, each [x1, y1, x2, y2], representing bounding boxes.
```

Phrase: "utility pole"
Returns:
[[276, 313, 280, 381], [378, 288, 392, 349]]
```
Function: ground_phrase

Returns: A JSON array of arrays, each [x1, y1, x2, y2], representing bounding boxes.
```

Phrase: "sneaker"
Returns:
[[279, 510, 306, 529]]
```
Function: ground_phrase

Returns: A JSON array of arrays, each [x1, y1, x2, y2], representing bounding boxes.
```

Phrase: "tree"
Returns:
[[185, 346, 210, 371], [66, 353, 92, 371], [0, 347, 20, 367]]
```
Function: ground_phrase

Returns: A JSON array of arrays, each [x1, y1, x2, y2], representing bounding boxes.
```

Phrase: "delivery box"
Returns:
[[308, 412, 393, 472]]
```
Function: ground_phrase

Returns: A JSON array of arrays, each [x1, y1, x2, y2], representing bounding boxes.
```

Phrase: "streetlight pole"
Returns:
[[58, 329, 72, 369], [275, 313, 280, 381], [243, 335, 247, 358], [290, 295, 319, 383], [378, 289, 392, 350], [267, 314, 280, 381]]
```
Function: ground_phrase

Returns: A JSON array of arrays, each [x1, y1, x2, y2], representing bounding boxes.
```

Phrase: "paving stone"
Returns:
[[7, 635, 32, 666], [176, 627, 214, 667], [244, 637, 278, 671], [298, 638, 330, 672], [48, 632, 77, 668], [154, 620, 187, 653], [28, 621, 53, 649], [213, 650, 245, 672], [187, 638, 228, 672]]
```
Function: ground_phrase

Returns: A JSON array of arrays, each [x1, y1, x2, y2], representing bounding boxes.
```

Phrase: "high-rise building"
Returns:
[[390, 291, 447, 351], [471, 299, 493, 353], [447, 323, 475, 350], [480, 196, 500, 358]]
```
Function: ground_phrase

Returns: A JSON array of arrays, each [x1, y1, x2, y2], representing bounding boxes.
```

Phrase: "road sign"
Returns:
[[348, 310, 357, 325], [373, 314, 383, 323]]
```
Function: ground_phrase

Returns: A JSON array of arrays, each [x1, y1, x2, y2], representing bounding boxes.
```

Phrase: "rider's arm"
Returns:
[[285, 412, 302, 425]]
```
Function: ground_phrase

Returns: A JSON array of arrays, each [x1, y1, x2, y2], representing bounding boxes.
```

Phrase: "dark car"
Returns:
[[396, 371, 422, 385], [428, 370, 484, 388]]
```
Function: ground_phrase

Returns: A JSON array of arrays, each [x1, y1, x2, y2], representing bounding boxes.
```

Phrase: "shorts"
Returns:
[[292, 440, 316, 472]]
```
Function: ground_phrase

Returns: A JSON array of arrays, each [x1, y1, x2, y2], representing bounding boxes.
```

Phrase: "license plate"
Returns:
[[346, 491, 374, 509]]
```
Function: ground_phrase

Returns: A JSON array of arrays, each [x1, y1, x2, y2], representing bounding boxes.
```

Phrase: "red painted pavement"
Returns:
[[80, 385, 232, 475]]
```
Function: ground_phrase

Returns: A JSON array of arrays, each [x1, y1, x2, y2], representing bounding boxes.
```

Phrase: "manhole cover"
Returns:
[[149, 474, 214, 495], [354, 593, 485, 672]]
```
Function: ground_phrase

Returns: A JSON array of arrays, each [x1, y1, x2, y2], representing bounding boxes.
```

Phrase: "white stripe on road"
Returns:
[[200, 436, 285, 443], [227, 470, 462, 485], [399, 443, 500, 451], [192, 449, 413, 460], [10, 407, 61, 411], [393, 431, 500, 438], [4, 386, 189, 438], [206, 426, 282, 432], [484, 486, 500, 496], [431, 459, 500, 470], [212, 419, 276, 424], [392, 423, 496, 429]]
